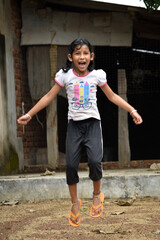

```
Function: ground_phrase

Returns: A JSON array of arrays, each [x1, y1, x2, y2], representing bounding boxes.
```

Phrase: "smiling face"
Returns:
[[68, 44, 94, 76]]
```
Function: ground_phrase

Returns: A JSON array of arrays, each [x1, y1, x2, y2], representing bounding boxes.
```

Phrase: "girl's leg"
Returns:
[[92, 180, 103, 215], [69, 183, 78, 204], [83, 119, 103, 215], [66, 121, 82, 226], [93, 179, 101, 194], [69, 184, 80, 224]]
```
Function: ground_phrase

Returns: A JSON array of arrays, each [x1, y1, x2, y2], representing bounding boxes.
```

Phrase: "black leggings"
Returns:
[[66, 118, 103, 185]]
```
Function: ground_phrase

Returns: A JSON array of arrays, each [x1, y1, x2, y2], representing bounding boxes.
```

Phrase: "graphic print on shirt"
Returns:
[[71, 81, 93, 110]]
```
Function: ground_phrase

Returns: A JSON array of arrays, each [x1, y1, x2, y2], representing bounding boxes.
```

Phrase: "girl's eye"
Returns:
[[74, 51, 89, 55]]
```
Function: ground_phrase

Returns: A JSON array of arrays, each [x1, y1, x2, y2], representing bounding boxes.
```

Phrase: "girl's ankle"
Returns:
[[93, 191, 100, 198]]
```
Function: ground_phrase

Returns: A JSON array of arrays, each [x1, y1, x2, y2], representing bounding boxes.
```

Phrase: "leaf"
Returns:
[[82, 208, 88, 212], [114, 195, 137, 206], [27, 209, 36, 213], [140, 0, 160, 11], [149, 163, 160, 171], [2, 201, 19, 206], [92, 228, 131, 235], [92, 229, 115, 235], [111, 211, 125, 215], [92, 223, 128, 235], [154, 230, 160, 235], [41, 168, 55, 176]]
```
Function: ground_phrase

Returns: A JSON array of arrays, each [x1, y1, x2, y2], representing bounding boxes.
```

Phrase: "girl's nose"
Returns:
[[80, 54, 84, 59]]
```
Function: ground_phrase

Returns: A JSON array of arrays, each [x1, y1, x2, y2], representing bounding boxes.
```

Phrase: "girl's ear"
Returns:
[[68, 54, 72, 62], [91, 52, 94, 61]]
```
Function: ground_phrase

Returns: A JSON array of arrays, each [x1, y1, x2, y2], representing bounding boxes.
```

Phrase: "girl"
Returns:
[[17, 38, 143, 227]]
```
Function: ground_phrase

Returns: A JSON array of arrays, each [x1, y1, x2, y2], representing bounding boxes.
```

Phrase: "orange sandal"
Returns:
[[90, 192, 104, 218], [69, 199, 81, 227]]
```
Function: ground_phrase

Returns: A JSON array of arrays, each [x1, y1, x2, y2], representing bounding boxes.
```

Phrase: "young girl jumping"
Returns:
[[17, 38, 143, 227]]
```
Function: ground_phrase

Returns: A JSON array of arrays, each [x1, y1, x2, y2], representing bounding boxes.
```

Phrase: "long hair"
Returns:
[[62, 38, 94, 73]]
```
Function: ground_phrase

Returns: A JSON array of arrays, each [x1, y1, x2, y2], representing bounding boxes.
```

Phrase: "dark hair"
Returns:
[[62, 38, 94, 73]]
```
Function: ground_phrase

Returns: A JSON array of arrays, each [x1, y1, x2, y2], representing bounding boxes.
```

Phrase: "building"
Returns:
[[0, 0, 160, 175]]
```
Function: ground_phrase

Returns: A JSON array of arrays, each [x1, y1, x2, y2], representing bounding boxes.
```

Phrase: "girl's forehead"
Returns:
[[74, 44, 90, 51]]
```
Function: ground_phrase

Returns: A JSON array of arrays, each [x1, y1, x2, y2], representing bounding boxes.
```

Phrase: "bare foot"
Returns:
[[92, 195, 102, 216], [69, 200, 80, 225]]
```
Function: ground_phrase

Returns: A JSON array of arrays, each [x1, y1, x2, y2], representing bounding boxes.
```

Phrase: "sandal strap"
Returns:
[[70, 210, 80, 220], [93, 191, 101, 198], [72, 201, 79, 206], [92, 203, 102, 211]]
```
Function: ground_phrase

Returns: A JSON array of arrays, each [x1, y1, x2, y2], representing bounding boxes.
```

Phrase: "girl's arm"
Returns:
[[17, 83, 62, 125], [101, 83, 143, 125]]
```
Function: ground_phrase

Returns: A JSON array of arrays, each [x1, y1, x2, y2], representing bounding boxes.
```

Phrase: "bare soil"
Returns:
[[0, 197, 160, 240]]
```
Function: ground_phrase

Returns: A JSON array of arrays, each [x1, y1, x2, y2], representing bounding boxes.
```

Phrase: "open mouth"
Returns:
[[78, 62, 86, 67]]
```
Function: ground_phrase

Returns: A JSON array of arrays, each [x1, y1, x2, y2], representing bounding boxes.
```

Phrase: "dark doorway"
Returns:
[[57, 43, 160, 164], [94, 46, 130, 162], [127, 37, 160, 160], [95, 43, 160, 162]]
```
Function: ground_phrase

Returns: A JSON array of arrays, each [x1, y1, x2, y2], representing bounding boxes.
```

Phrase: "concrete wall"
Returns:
[[0, 0, 24, 174], [1, 170, 160, 201], [21, 0, 133, 46]]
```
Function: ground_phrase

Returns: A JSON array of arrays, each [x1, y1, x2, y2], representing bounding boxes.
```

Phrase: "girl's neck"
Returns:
[[73, 68, 89, 77]]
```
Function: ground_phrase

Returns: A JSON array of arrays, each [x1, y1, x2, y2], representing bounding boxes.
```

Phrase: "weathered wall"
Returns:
[[0, 33, 9, 173], [21, 0, 133, 47], [0, 0, 23, 174], [0, 0, 48, 174], [11, 1, 48, 167]]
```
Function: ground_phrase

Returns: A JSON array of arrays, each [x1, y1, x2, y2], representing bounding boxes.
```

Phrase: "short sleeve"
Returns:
[[96, 69, 107, 87], [55, 69, 64, 87]]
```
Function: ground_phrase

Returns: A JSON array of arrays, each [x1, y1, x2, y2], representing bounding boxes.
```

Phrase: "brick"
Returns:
[[17, 132, 23, 137], [11, 0, 48, 166], [15, 74, 21, 80]]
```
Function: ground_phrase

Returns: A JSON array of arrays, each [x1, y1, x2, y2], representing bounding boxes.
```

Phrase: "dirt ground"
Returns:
[[0, 197, 160, 240]]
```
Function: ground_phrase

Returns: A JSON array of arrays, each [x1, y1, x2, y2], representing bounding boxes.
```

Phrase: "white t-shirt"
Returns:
[[55, 68, 107, 121]]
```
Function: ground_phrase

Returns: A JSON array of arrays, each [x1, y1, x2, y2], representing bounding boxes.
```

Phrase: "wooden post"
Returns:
[[0, 37, 8, 171], [118, 69, 130, 168], [47, 45, 58, 168]]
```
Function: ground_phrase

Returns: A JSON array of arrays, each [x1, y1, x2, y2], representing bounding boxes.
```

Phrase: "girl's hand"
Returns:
[[130, 111, 143, 125], [17, 114, 32, 125]]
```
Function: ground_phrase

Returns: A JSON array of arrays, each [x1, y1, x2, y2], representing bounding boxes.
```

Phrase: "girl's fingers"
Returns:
[[17, 119, 27, 125], [131, 112, 143, 125], [133, 116, 142, 125], [17, 115, 31, 125]]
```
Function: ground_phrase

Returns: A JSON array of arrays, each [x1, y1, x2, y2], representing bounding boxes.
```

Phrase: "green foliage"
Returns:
[[141, 0, 160, 10]]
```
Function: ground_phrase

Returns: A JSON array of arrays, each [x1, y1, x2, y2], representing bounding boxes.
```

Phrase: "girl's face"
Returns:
[[68, 44, 94, 76]]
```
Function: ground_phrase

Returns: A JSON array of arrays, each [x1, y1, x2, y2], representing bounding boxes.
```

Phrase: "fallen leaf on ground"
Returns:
[[149, 163, 160, 171], [114, 195, 137, 206], [92, 223, 130, 235], [154, 230, 160, 235], [82, 208, 88, 212], [19, 175, 26, 178], [2, 201, 19, 206], [92, 229, 116, 235], [27, 209, 36, 213], [111, 211, 125, 215], [92, 228, 131, 235], [41, 169, 55, 176]]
